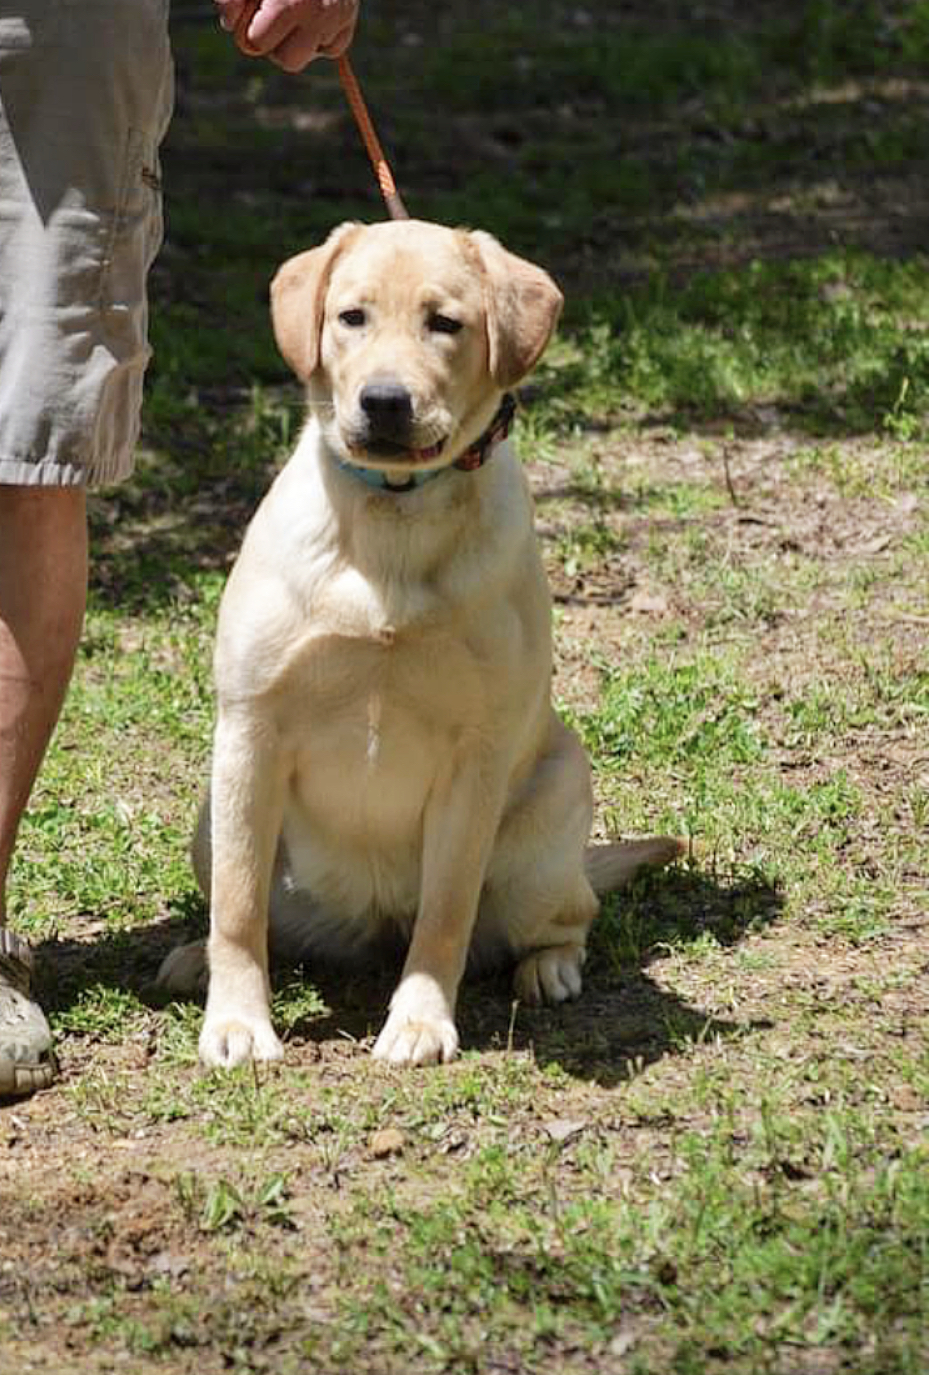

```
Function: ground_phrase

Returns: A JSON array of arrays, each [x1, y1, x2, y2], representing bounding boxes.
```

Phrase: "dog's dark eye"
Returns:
[[428, 313, 463, 335], [339, 308, 366, 327]]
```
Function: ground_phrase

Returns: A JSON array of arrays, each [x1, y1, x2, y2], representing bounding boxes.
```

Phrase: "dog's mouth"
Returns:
[[338, 382, 451, 471], [346, 435, 448, 468]]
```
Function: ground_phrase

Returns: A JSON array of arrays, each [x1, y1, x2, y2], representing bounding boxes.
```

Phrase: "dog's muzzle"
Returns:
[[350, 379, 446, 464], [359, 379, 413, 443]]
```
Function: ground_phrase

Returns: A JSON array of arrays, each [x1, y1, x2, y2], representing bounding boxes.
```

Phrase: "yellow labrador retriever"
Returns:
[[158, 219, 683, 1068]]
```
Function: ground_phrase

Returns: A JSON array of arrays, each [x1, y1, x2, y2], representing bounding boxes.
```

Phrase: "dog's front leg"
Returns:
[[199, 709, 287, 1069], [373, 755, 504, 1067]]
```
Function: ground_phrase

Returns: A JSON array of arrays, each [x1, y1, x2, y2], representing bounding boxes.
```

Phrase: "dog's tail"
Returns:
[[584, 835, 687, 895]]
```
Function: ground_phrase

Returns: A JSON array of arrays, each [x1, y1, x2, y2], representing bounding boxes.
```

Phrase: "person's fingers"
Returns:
[[246, 0, 342, 53], [263, 4, 359, 71], [243, 0, 299, 54], [319, 17, 358, 58], [266, 27, 324, 72], [214, 0, 247, 33], [226, 0, 359, 69]]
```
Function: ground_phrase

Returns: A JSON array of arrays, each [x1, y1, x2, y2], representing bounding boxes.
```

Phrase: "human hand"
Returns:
[[215, 0, 360, 73]]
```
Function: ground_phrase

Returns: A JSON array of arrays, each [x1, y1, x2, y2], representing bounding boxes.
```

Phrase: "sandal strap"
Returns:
[[0, 928, 34, 995]]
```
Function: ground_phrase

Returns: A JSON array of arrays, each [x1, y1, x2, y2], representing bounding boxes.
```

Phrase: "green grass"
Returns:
[[4, 3, 929, 1372], [532, 253, 929, 437], [327, 1126, 929, 1373]]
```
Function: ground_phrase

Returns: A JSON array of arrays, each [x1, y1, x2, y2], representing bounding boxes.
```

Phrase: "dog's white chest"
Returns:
[[365, 689, 383, 765], [281, 625, 475, 829]]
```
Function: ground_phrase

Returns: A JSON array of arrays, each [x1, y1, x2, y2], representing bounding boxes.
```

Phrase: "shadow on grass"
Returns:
[[86, 440, 277, 616], [34, 861, 781, 1092], [511, 863, 783, 1088]]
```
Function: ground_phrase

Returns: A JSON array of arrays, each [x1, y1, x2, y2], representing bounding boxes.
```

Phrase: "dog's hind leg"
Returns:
[[157, 939, 208, 996], [156, 798, 212, 996], [479, 717, 597, 1005], [481, 717, 684, 1005]]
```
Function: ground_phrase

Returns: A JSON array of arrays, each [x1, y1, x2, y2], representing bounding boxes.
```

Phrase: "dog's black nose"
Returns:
[[359, 380, 413, 437]]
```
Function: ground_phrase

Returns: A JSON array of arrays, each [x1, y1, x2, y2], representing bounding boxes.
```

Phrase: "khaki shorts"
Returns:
[[0, 0, 174, 488]]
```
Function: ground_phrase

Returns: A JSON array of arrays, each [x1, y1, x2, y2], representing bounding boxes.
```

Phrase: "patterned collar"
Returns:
[[336, 392, 516, 494]]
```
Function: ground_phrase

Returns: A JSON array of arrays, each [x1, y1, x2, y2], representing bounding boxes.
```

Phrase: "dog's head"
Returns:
[[270, 220, 562, 477]]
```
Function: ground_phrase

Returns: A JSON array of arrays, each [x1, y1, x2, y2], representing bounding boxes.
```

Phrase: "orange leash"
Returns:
[[335, 56, 409, 221], [233, 5, 409, 221]]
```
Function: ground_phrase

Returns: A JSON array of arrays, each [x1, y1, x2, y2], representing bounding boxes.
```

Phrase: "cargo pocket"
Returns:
[[90, 126, 166, 482]]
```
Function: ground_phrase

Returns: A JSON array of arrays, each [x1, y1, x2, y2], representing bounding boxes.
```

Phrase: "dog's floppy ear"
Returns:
[[469, 230, 564, 389], [270, 222, 362, 379]]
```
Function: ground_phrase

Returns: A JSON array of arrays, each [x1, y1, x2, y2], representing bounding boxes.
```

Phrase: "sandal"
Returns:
[[0, 928, 55, 1097]]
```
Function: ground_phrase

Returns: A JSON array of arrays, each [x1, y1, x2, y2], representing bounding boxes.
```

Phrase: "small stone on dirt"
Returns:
[[889, 1084, 923, 1112], [542, 1118, 587, 1144], [629, 590, 669, 616], [609, 1324, 638, 1357], [149, 1250, 190, 1279], [370, 1127, 405, 1158]]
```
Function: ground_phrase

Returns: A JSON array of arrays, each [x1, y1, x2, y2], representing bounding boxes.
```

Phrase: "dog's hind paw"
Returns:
[[156, 940, 208, 996], [199, 1013, 284, 1069], [513, 942, 585, 1005]]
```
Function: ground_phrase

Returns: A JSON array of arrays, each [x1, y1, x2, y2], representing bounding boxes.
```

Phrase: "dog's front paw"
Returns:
[[199, 1012, 284, 1069], [514, 943, 586, 1005], [373, 1014, 459, 1066], [372, 973, 459, 1066]]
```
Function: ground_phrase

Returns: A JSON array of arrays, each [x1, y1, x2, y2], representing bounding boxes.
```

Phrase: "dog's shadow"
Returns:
[[464, 861, 780, 1088], [35, 860, 780, 1091]]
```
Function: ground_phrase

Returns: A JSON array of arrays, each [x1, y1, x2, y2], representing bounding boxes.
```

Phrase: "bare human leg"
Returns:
[[0, 485, 87, 1095]]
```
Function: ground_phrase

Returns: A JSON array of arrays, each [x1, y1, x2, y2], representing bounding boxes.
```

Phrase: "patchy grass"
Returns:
[[529, 252, 929, 440], [1, 2, 927, 1372]]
